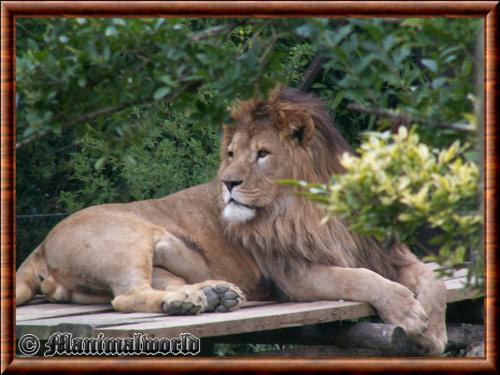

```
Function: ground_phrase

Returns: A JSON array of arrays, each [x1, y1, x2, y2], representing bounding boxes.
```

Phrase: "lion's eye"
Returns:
[[228, 151, 234, 158], [257, 149, 270, 159]]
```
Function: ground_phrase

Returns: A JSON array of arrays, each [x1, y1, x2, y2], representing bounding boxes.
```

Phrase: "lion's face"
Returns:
[[217, 86, 350, 225], [218, 125, 292, 224]]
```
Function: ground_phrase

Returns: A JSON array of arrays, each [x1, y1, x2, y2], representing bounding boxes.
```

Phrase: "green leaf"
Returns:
[[331, 25, 353, 47], [330, 92, 345, 109], [105, 26, 118, 37], [153, 87, 171, 100], [296, 192, 329, 204], [461, 59, 472, 76], [94, 157, 106, 171], [421, 58, 438, 73], [159, 75, 174, 86], [278, 179, 306, 187], [432, 77, 447, 89], [296, 24, 315, 38], [102, 46, 111, 61], [382, 34, 396, 52], [154, 18, 165, 31]]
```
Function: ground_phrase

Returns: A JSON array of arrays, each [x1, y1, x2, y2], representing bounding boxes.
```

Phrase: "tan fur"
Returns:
[[17, 86, 447, 354]]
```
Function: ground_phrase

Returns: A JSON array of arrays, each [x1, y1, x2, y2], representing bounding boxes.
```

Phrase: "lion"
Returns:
[[16, 86, 447, 354]]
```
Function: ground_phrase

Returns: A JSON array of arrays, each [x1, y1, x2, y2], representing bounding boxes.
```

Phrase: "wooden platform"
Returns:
[[16, 264, 479, 342]]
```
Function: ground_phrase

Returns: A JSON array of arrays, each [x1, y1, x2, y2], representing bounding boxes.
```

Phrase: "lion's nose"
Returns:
[[222, 179, 243, 192]]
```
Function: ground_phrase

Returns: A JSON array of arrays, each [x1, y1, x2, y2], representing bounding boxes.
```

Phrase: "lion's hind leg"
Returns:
[[41, 276, 112, 304], [41, 276, 71, 303], [110, 266, 208, 315], [99, 234, 208, 315], [112, 283, 207, 315], [152, 266, 246, 313], [397, 261, 448, 355]]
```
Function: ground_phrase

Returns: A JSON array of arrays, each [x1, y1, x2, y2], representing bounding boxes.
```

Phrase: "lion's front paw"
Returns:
[[411, 304, 448, 355], [200, 281, 246, 313], [375, 282, 429, 337], [412, 327, 447, 355], [161, 290, 206, 315]]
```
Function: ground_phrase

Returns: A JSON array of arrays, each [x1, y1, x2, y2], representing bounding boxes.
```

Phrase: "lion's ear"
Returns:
[[220, 124, 236, 160], [274, 101, 316, 146], [289, 113, 315, 146]]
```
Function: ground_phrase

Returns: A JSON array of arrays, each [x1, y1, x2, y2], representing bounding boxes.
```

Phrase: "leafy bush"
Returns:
[[16, 18, 482, 150], [302, 18, 482, 147], [59, 103, 220, 212], [284, 126, 482, 288], [15, 18, 295, 150]]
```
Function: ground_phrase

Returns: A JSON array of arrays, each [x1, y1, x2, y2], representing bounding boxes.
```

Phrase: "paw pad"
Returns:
[[202, 283, 245, 313], [162, 299, 202, 315]]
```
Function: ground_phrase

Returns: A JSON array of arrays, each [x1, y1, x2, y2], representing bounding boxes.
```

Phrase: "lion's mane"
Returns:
[[220, 87, 416, 293]]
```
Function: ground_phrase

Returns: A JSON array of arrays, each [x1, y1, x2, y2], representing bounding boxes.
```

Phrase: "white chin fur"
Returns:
[[223, 202, 256, 223], [222, 188, 231, 204]]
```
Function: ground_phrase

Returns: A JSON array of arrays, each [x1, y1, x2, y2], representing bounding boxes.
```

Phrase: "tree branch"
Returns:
[[347, 102, 476, 133], [249, 33, 279, 88], [16, 81, 199, 150], [189, 23, 237, 42], [298, 55, 329, 92], [16, 131, 49, 149]]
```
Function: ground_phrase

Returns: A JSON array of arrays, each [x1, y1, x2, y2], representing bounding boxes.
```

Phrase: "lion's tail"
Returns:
[[16, 243, 48, 306]]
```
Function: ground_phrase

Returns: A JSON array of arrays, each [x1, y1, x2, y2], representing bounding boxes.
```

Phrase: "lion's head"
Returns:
[[217, 86, 352, 225]]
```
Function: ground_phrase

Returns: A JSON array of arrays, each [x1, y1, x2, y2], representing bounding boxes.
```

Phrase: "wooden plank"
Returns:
[[18, 300, 376, 340], [18, 311, 166, 327], [16, 311, 167, 339], [449, 268, 468, 279], [241, 301, 275, 308], [15, 301, 273, 322], [434, 267, 469, 281], [97, 300, 376, 339], [16, 298, 272, 323], [16, 303, 113, 322], [425, 262, 441, 271], [425, 263, 471, 280], [444, 278, 480, 303]]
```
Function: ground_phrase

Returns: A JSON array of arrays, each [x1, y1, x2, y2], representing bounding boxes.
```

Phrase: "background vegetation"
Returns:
[[16, 19, 482, 289]]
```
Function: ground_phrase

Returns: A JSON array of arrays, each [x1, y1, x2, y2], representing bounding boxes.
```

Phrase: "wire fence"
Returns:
[[17, 213, 69, 219]]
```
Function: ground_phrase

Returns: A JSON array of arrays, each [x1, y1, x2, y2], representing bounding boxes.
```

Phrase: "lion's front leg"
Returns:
[[397, 261, 448, 355], [273, 264, 429, 339]]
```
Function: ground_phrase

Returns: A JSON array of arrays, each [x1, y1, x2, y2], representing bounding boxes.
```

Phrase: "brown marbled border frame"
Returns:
[[1, 1, 498, 373]]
